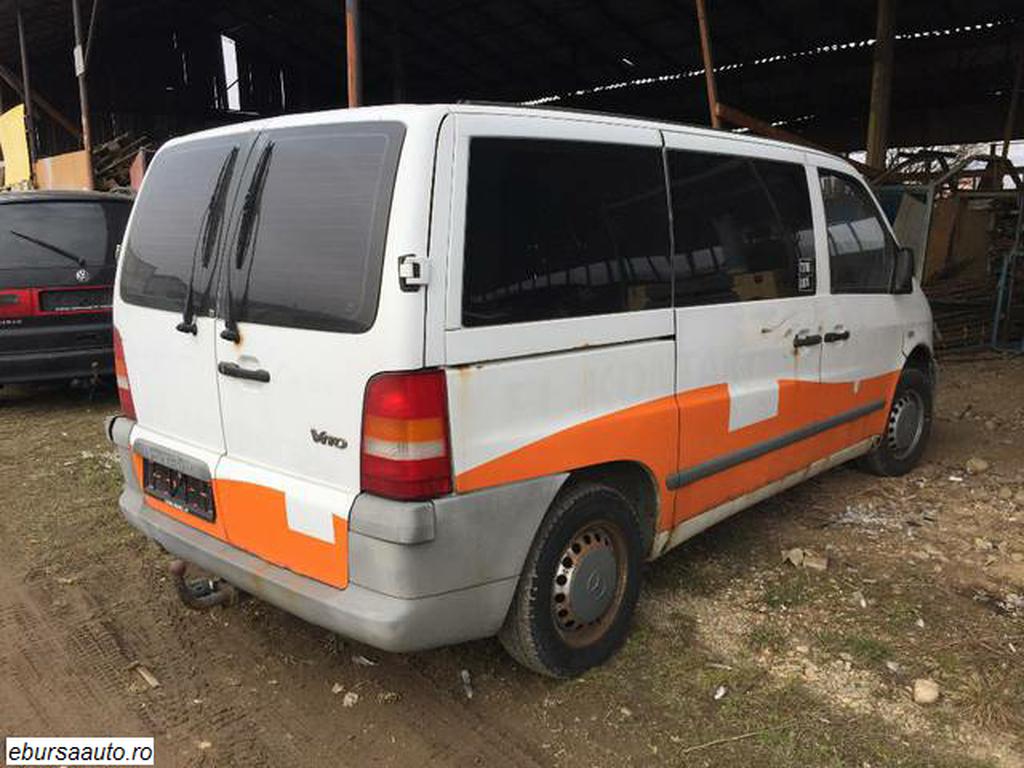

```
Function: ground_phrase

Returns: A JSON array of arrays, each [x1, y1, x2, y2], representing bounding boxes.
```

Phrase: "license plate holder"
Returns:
[[143, 458, 216, 522]]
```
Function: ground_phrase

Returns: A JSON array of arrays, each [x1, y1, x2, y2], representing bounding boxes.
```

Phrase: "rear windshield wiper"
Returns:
[[176, 147, 239, 335], [8, 229, 88, 269], [221, 141, 274, 343]]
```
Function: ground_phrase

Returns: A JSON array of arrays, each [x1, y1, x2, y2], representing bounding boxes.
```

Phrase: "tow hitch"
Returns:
[[169, 559, 238, 610]]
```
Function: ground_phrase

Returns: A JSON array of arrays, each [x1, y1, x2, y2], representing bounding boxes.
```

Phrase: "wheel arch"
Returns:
[[557, 460, 660, 558], [903, 343, 937, 387]]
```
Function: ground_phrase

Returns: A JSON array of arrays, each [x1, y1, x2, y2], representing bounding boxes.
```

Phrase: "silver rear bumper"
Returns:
[[108, 416, 564, 653]]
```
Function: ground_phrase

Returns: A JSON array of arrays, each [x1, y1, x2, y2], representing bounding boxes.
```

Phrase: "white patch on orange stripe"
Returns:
[[284, 494, 336, 544], [727, 381, 780, 432]]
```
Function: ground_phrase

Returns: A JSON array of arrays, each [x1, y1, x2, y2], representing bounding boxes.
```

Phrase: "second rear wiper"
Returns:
[[176, 146, 239, 335], [9, 230, 88, 269]]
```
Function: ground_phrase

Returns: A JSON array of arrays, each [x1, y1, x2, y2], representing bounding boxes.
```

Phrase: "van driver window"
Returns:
[[820, 170, 896, 293]]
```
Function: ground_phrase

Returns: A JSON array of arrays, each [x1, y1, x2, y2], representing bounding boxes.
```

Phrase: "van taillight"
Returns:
[[0, 289, 33, 319], [112, 327, 137, 420], [361, 370, 452, 501]]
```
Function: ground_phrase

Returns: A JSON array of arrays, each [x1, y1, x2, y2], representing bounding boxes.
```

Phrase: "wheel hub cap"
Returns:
[[552, 525, 621, 637], [887, 391, 925, 459]]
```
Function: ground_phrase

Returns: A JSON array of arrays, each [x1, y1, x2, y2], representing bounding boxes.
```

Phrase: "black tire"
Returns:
[[859, 367, 933, 477], [499, 482, 644, 678]]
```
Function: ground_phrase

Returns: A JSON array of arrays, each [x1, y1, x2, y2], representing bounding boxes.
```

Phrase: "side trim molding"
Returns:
[[651, 437, 877, 559], [666, 399, 886, 491]]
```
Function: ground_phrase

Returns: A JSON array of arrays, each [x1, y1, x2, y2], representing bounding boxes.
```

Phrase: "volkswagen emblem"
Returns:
[[75, 268, 90, 283]]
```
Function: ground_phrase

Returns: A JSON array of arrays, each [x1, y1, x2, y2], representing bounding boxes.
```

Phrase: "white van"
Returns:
[[108, 104, 934, 677]]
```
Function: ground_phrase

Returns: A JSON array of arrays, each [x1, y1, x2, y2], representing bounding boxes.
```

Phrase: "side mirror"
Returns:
[[893, 246, 914, 294]]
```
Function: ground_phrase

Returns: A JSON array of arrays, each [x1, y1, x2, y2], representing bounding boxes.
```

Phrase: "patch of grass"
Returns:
[[761, 572, 813, 609], [746, 623, 788, 653], [817, 630, 894, 665]]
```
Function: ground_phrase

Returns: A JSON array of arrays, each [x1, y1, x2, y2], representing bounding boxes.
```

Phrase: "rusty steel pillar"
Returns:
[[72, 0, 95, 189], [694, 0, 720, 128], [15, 0, 37, 174], [865, 0, 895, 169], [1002, 42, 1024, 158], [345, 0, 362, 108]]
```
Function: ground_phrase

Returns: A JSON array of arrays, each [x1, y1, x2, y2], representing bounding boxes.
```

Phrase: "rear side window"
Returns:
[[121, 137, 242, 312], [462, 138, 671, 327], [820, 170, 895, 293], [232, 122, 405, 333], [668, 151, 815, 306], [0, 201, 129, 270]]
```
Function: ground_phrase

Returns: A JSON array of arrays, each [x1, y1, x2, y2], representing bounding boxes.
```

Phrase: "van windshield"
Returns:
[[121, 122, 405, 333], [0, 201, 130, 272]]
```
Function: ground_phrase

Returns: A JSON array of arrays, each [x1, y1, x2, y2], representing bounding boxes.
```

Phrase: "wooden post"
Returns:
[[15, 0, 37, 175], [72, 0, 95, 189], [694, 0, 720, 128], [865, 0, 895, 169], [1001, 42, 1024, 158], [345, 0, 362, 108]]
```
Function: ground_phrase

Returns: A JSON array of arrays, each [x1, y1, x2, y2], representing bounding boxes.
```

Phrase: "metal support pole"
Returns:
[[1002, 43, 1024, 159], [866, 0, 894, 169], [694, 0, 720, 128], [345, 0, 362, 108], [72, 0, 95, 189], [15, 0, 37, 176]]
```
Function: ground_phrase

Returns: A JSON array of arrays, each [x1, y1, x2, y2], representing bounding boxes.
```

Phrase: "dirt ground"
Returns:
[[1, 354, 1022, 768]]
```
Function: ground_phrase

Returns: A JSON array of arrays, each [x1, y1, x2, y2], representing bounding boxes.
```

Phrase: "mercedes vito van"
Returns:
[[108, 104, 934, 677]]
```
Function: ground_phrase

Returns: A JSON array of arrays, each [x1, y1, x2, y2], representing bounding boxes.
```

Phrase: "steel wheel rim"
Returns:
[[887, 389, 926, 460], [550, 520, 628, 648]]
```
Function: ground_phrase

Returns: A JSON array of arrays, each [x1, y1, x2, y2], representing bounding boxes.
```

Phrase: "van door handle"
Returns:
[[793, 333, 822, 348], [824, 330, 851, 343], [217, 362, 270, 383]]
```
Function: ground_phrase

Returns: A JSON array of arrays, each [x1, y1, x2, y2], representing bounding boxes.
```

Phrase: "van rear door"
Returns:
[[211, 119, 415, 587], [117, 133, 255, 489]]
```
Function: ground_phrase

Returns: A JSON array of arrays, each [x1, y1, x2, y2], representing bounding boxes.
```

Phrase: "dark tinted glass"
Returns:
[[668, 152, 815, 306], [820, 171, 894, 293], [462, 138, 670, 327], [232, 122, 404, 333], [121, 138, 242, 312], [0, 201, 130, 270]]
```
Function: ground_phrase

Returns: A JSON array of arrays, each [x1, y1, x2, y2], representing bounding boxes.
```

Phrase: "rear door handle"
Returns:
[[217, 361, 270, 383], [824, 330, 851, 343], [793, 333, 822, 348]]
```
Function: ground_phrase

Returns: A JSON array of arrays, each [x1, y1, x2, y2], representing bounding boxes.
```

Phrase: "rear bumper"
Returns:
[[108, 416, 565, 653], [0, 345, 113, 384]]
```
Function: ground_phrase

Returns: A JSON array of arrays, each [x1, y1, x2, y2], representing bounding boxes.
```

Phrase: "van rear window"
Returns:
[[120, 137, 243, 313], [0, 201, 129, 271], [230, 122, 404, 334]]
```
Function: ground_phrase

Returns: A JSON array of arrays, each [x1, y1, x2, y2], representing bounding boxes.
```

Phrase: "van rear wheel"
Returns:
[[859, 367, 933, 477], [499, 482, 643, 678]]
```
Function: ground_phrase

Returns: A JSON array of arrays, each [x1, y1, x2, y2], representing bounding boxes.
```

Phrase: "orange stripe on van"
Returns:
[[214, 480, 349, 589], [456, 394, 681, 527], [135, 454, 348, 589], [363, 414, 446, 442], [674, 372, 899, 522], [455, 372, 900, 534]]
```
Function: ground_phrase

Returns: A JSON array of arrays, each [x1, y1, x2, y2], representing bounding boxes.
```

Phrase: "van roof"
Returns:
[[163, 102, 854, 174], [0, 190, 133, 205]]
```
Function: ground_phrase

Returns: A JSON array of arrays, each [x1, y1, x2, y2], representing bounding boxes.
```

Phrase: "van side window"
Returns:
[[462, 138, 670, 327], [667, 151, 815, 306], [232, 122, 404, 333], [819, 170, 896, 293]]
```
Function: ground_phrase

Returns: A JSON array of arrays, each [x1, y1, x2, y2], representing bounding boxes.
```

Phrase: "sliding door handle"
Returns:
[[218, 361, 270, 383], [793, 333, 822, 348], [824, 330, 851, 343]]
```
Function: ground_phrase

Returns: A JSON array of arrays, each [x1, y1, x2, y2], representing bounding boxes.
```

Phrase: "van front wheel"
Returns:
[[499, 482, 643, 678], [860, 367, 933, 477]]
